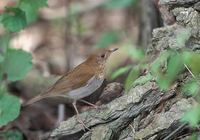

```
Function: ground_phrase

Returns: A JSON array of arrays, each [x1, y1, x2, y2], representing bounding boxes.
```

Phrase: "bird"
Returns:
[[23, 48, 118, 128]]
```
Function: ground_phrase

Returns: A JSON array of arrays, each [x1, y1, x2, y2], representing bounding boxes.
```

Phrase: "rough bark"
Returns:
[[48, 77, 195, 140], [47, 0, 200, 139]]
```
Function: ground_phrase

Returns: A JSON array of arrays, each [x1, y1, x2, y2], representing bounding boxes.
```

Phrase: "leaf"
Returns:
[[96, 31, 120, 48], [158, 51, 184, 90], [151, 50, 184, 90], [2, 48, 32, 81], [167, 52, 183, 79], [0, 35, 9, 63], [0, 93, 21, 126], [132, 73, 153, 88], [125, 66, 140, 91], [181, 105, 200, 127], [182, 51, 200, 77], [104, 0, 137, 9], [0, 7, 27, 32], [19, 0, 47, 23], [151, 51, 170, 75], [182, 80, 199, 96], [150, 51, 169, 89], [3, 130, 23, 140], [122, 43, 145, 60], [111, 65, 132, 80], [189, 133, 197, 140]]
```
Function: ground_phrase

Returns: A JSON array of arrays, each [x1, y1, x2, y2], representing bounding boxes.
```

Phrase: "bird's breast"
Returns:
[[67, 76, 104, 100]]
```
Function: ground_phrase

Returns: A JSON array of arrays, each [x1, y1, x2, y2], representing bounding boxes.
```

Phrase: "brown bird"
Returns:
[[23, 48, 118, 128]]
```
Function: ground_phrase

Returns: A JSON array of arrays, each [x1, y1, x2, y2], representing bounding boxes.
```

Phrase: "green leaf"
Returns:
[[96, 31, 120, 48], [0, 84, 7, 97], [0, 35, 9, 63], [189, 133, 197, 140], [132, 73, 153, 88], [150, 51, 169, 89], [125, 66, 140, 91], [104, 0, 137, 9], [151, 50, 184, 90], [19, 3, 38, 23], [3, 130, 23, 140], [151, 51, 170, 76], [2, 48, 32, 81], [158, 51, 184, 90], [182, 51, 200, 77], [0, 7, 27, 32], [181, 105, 200, 127], [182, 80, 199, 96], [122, 43, 145, 60], [19, 0, 47, 23], [111, 65, 132, 80], [0, 93, 21, 126], [0, 14, 3, 20]]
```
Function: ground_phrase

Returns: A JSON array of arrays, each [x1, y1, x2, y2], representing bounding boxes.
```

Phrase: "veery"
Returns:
[[23, 48, 118, 127]]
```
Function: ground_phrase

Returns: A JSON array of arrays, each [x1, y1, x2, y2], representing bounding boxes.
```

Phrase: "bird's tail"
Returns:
[[23, 93, 50, 107]]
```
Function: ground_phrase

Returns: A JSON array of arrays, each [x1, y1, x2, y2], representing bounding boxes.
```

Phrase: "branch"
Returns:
[[46, 80, 194, 140]]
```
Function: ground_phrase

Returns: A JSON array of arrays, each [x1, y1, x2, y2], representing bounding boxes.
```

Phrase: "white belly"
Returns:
[[67, 76, 104, 100]]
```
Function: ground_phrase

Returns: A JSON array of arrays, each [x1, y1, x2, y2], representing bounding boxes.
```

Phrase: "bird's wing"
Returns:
[[45, 63, 96, 95], [23, 64, 96, 107]]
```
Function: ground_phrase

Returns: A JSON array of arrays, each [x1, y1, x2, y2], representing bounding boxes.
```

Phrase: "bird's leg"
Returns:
[[79, 99, 99, 109], [72, 101, 90, 131]]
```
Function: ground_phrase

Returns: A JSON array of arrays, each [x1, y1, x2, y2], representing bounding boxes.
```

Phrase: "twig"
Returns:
[[163, 123, 187, 140], [184, 64, 196, 79]]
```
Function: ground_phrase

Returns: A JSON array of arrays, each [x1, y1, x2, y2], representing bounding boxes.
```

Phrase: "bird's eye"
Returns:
[[101, 54, 105, 58]]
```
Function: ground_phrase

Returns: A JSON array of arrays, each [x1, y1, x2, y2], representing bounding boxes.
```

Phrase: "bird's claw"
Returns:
[[93, 105, 100, 109], [76, 116, 90, 131]]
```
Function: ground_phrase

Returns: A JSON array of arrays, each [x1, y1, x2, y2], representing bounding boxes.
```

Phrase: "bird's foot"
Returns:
[[73, 100, 90, 131], [76, 116, 90, 131]]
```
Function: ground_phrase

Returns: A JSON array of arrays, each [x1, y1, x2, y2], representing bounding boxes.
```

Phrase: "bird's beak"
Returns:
[[109, 48, 118, 53]]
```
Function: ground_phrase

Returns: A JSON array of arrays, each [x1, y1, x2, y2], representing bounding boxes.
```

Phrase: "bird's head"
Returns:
[[87, 48, 118, 66]]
